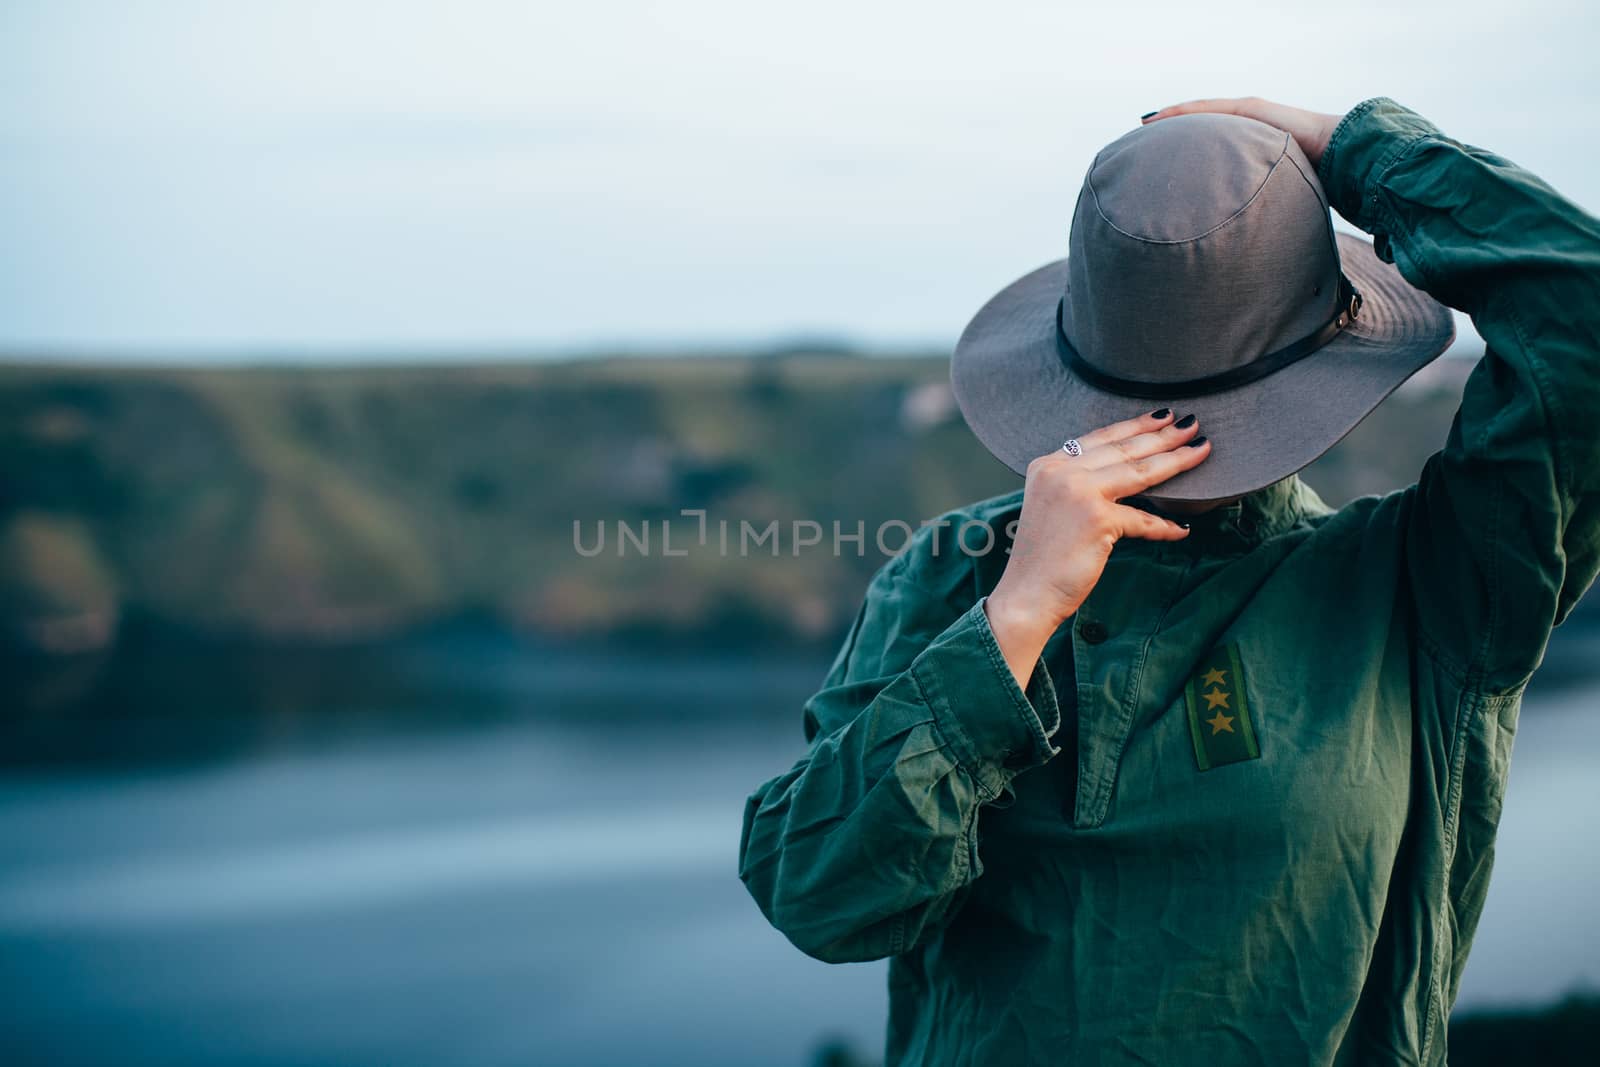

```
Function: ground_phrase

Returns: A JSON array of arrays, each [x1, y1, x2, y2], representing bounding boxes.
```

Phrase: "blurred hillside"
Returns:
[[1, 351, 1578, 659]]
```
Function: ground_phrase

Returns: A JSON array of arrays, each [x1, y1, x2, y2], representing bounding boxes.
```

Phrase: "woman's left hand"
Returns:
[[1143, 96, 1343, 167]]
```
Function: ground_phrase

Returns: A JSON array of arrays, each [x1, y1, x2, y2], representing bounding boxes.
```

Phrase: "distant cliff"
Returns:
[[6, 351, 1584, 656]]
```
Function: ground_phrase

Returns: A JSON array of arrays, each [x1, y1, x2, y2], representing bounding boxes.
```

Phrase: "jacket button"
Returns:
[[1078, 619, 1109, 644]]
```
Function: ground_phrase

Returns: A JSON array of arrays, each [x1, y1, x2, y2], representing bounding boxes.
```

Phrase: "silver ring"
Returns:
[[1061, 438, 1083, 456]]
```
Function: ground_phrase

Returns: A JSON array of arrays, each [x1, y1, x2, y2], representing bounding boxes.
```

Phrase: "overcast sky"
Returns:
[[1, 0, 1595, 358]]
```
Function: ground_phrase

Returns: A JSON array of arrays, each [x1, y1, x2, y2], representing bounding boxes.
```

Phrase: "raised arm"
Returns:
[[738, 413, 1203, 963], [1150, 95, 1600, 692], [1319, 98, 1600, 691]]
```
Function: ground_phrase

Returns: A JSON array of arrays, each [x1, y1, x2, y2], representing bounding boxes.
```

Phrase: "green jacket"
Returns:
[[738, 97, 1600, 1066]]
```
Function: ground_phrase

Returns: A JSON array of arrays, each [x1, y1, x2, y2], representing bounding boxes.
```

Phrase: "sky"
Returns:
[[1, 0, 1596, 358]]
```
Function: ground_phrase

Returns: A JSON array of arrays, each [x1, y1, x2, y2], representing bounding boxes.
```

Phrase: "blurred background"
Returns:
[[2, 2, 1597, 1065]]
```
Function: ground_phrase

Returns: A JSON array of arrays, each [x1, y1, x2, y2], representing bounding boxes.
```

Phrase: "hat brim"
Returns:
[[951, 232, 1456, 502]]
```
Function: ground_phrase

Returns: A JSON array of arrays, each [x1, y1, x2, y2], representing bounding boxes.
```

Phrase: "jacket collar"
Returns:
[[1130, 473, 1327, 550]]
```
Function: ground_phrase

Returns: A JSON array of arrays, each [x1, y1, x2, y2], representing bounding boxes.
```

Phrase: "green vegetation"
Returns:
[[0, 353, 1484, 655]]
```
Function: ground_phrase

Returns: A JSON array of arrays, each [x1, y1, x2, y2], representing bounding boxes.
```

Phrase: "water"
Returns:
[[0, 634, 1596, 1066]]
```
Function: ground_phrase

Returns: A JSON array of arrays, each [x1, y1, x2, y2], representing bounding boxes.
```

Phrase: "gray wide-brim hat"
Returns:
[[952, 112, 1455, 503]]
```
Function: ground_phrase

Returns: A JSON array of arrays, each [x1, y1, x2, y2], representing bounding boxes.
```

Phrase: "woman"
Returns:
[[737, 96, 1600, 1065]]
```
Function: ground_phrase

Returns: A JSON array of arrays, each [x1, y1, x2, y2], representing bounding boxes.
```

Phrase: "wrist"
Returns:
[[984, 585, 1068, 647], [1303, 113, 1341, 167]]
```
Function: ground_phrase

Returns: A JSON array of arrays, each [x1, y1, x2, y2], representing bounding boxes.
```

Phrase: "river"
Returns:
[[0, 632, 1596, 1066]]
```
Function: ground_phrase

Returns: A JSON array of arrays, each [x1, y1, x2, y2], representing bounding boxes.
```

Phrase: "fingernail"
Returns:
[[1174, 413, 1197, 429], [1187, 435, 1209, 448], [1178, 521, 1191, 529], [1140, 110, 1159, 120], [1150, 407, 1171, 419]]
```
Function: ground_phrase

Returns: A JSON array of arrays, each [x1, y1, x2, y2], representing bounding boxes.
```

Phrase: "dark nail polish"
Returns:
[[1174, 413, 1197, 429], [1187, 435, 1209, 448], [1140, 110, 1158, 120], [1178, 521, 1191, 529], [1150, 407, 1171, 419]]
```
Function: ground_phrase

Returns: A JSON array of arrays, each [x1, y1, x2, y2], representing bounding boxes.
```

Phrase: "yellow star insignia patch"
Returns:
[[1185, 642, 1260, 771]]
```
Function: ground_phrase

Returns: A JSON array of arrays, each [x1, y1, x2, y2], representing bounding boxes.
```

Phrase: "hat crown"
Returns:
[[1065, 113, 1344, 385]]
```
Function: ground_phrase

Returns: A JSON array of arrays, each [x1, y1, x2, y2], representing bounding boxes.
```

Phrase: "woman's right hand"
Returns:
[[984, 408, 1211, 689]]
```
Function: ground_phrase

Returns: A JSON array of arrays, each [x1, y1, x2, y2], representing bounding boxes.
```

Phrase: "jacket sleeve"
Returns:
[[737, 528, 1062, 964], [1318, 97, 1600, 693]]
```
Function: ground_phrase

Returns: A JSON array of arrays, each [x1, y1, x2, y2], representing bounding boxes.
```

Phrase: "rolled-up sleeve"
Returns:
[[913, 597, 1061, 797]]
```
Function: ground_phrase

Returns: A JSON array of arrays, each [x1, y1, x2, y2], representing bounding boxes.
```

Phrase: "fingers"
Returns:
[[1142, 97, 1257, 124], [1028, 410, 1210, 503], [1113, 502, 1192, 542], [1076, 413, 1201, 471], [1141, 97, 1338, 167], [1093, 433, 1213, 498], [1073, 407, 1176, 450]]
